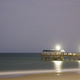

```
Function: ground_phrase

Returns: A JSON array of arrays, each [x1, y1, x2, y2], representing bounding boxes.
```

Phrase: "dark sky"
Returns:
[[0, 0, 80, 53]]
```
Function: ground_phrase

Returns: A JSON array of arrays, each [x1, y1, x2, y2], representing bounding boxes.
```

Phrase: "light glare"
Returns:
[[56, 45, 61, 50]]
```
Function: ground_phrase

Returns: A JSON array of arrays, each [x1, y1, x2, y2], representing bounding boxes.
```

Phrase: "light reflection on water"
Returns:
[[52, 61, 80, 73], [78, 61, 80, 73], [52, 61, 63, 73], [78, 61, 80, 68]]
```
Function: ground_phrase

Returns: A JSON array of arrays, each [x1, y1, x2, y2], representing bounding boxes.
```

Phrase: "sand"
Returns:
[[0, 72, 80, 80]]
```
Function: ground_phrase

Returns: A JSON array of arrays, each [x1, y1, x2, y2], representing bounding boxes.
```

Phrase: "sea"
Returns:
[[0, 53, 80, 78]]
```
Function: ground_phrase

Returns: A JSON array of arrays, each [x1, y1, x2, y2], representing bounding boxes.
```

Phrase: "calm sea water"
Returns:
[[0, 53, 80, 72]]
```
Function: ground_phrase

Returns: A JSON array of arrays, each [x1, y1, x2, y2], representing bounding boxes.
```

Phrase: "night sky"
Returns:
[[0, 0, 80, 53]]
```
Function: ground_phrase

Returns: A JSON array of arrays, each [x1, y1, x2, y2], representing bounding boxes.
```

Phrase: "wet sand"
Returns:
[[0, 72, 80, 80]]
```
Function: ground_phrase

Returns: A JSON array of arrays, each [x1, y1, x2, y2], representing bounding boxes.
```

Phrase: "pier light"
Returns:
[[61, 50, 65, 52], [56, 45, 61, 50], [73, 53, 75, 55]]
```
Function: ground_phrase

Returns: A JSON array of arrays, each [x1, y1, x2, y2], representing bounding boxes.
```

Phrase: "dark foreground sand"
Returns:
[[0, 72, 80, 80]]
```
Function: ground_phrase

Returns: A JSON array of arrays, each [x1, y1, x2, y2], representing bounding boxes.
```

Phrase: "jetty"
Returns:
[[41, 50, 80, 61]]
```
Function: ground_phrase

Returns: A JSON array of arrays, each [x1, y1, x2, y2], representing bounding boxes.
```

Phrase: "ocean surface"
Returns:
[[0, 53, 80, 78]]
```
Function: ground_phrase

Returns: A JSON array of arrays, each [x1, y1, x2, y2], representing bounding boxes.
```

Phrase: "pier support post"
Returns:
[[61, 56, 63, 60], [78, 56, 80, 60], [69, 56, 71, 61], [53, 56, 54, 60], [74, 56, 75, 60], [45, 56, 47, 61], [65, 56, 66, 60], [49, 56, 50, 61]]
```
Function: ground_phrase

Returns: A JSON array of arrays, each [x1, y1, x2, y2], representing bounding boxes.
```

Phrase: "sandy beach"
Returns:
[[0, 72, 80, 80]]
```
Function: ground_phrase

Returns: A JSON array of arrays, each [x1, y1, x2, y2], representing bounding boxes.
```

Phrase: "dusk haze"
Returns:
[[0, 0, 80, 53]]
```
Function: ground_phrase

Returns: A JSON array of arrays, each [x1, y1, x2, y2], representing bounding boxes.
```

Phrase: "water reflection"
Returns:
[[76, 61, 80, 73], [78, 61, 80, 68], [52, 61, 63, 73]]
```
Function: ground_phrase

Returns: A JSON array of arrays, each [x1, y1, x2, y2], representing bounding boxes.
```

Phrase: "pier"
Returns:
[[41, 50, 80, 61]]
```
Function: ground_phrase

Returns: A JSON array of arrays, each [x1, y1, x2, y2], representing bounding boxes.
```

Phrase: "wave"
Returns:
[[0, 68, 80, 78]]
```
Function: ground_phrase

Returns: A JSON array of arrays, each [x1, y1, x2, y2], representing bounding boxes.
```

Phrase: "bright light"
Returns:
[[61, 50, 65, 52], [56, 45, 61, 50]]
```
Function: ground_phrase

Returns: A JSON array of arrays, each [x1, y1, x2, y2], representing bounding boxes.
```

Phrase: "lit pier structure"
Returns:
[[41, 49, 80, 61]]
